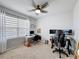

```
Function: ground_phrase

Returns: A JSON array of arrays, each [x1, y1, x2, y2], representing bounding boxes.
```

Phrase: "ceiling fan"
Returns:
[[29, 0, 48, 15]]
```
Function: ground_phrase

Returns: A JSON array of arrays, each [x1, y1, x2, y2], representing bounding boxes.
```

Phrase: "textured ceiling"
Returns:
[[0, 0, 76, 19]]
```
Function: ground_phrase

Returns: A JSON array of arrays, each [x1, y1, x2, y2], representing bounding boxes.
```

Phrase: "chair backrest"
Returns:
[[59, 33, 66, 47], [52, 36, 59, 46], [54, 38, 59, 46], [33, 35, 41, 41], [52, 30, 66, 47]]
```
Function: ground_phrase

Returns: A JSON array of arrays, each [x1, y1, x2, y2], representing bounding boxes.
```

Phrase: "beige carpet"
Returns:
[[0, 43, 73, 59]]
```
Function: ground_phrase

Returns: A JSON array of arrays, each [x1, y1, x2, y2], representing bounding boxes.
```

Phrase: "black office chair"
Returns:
[[53, 31, 68, 58], [32, 35, 41, 44], [50, 36, 58, 48]]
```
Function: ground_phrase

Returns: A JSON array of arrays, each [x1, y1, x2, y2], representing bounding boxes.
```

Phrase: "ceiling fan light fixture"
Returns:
[[29, 0, 48, 14], [35, 9, 41, 14]]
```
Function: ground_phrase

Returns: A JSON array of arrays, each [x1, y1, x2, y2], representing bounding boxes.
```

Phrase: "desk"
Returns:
[[24, 36, 34, 47], [25, 35, 35, 41]]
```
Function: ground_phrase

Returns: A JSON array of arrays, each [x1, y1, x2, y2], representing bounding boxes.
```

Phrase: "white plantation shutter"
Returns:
[[18, 28, 27, 36], [5, 16, 17, 39], [18, 19, 27, 28], [0, 10, 30, 53], [0, 11, 2, 40], [18, 19, 30, 36], [0, 10, 6, 53], [5, 14, 30, 38], [0, 11, 2, 52]]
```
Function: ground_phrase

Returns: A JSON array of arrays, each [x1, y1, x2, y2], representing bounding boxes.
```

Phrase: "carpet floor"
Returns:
[[0, 43, 73, 59]]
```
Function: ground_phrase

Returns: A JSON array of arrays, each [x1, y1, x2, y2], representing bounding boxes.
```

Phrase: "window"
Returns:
[[0, 12, 30, 39], [0, 10, 30, 53], [5, 16, 18, 39], [18, 19, 30, 36]]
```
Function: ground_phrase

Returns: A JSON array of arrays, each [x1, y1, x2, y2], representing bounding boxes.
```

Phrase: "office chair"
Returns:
[[66, 36, 75, 55], [53, 31, 68, 58], [32, 35, 41, 44], [51, 37, 58, 48]]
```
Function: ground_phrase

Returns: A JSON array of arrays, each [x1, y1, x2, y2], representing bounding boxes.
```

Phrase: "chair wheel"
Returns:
[[52, 51, 54, 53], [51, 47, 53, 49], [67, 55, 69, 57], [59, 56, 61, 58]]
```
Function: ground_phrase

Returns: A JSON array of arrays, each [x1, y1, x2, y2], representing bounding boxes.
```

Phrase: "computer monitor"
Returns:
[[68, 30, 72, 35], [49, 30, 56, 34], [30, 31, 34, 34]]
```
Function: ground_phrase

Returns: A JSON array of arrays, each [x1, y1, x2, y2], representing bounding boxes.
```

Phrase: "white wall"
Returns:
[[36, 11, 73, 40], [73, 0, 79, 41], [30, 19, 37, 31], [29, 17, 37, 35]]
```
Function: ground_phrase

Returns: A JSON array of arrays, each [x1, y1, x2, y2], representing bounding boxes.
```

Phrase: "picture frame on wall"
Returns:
[[37, 28, 41, 33]]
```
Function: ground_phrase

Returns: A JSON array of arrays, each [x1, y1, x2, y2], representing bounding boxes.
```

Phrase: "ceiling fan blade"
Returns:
[[41, 2, 48, 9], [32, 0, 37, 8], [41, 10, 48, 13], [28, 9, 36, 12]]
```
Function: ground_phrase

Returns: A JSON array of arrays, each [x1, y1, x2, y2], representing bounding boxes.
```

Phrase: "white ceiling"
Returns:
[[0, 0, 76, 19]]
